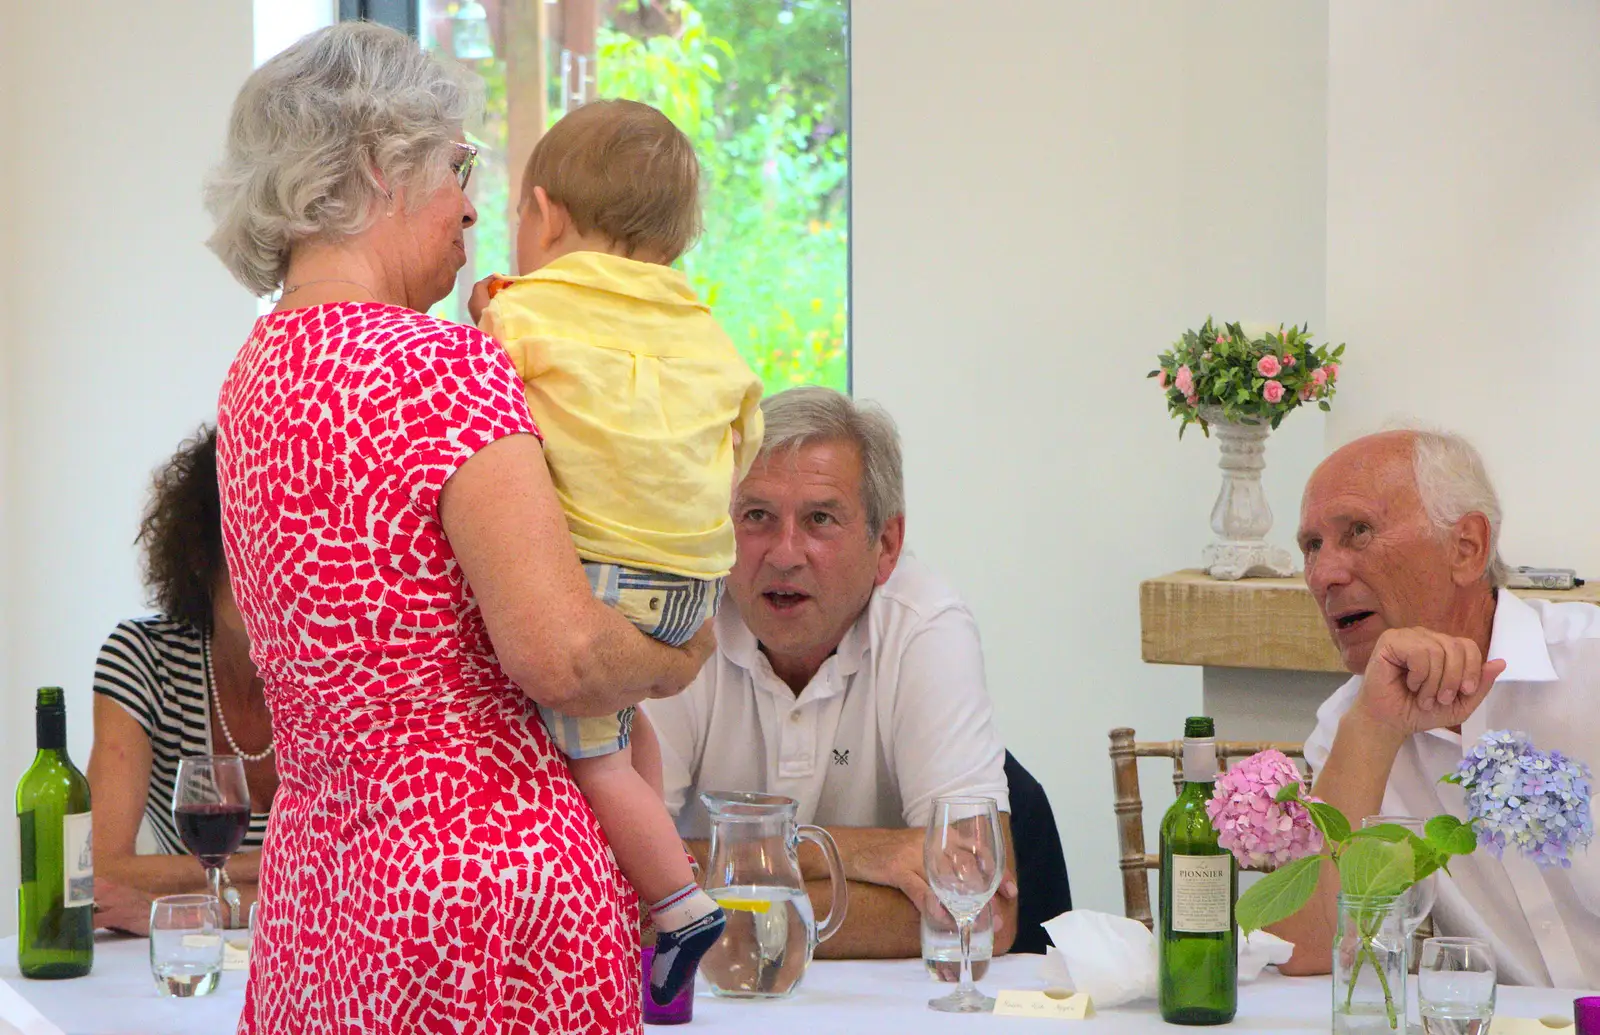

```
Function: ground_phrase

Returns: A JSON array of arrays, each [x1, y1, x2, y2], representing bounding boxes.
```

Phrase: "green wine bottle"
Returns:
[[16, 686, 93, 979], [1158, 715, 1236, 1025]]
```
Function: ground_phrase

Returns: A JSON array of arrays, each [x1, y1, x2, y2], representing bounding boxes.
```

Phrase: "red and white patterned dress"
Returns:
[[216, 302, 640, 1034]]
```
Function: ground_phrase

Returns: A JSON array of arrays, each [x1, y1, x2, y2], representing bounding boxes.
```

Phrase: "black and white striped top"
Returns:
[[91, 616, 270, 855]]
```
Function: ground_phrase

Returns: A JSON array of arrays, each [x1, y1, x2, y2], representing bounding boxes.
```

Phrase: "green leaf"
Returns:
[[1275, 783, 1302, 803], [1236, 856, 1323, 934], [1347, 822, 1409, 844], [1318, 400, 1331, 412], [1338, 836, 1415, 898], [1309, 802, 1351, 845], [1409, 834, 1444, 882]]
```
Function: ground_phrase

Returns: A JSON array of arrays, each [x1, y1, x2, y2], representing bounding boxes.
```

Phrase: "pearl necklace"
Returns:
[[205, 634, 274, 762]]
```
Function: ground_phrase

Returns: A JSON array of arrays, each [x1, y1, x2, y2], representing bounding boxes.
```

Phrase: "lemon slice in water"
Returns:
[[714, 897, 772, 913]]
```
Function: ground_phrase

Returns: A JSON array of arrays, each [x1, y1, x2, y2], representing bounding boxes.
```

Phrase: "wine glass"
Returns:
[[923, 796, 1004, 1013], [172, 755, 250, 922], [1362, 816, 1438, 945]]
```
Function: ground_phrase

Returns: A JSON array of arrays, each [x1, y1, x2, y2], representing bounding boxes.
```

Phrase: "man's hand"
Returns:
[[846, 827, 1019, 937], [468, 274, 513, 325], [1356, 627, 1506, 735]]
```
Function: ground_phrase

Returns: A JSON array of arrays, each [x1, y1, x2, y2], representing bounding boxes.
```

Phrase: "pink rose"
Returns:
[[1263, 379, 1285, 404], [1186, 392, 1199, 407], [1298, 385, 1314, 402], [1257, 355, 1282, 378], [1325, 362, 1339, 380], [1282, 354, 1296, 367], [1206, 750, 1325, 869], [1157, 370, 1169, 388], [1312, 367, 1328, 386], [1175, 364, 1194, 397]]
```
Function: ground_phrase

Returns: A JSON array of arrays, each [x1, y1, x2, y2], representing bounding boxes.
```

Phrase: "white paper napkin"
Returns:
[[1039, 910, 1158, 1007], [1038, 910, 1298, 1007], [0, 979, 65, 1035], [1238, 929, 1294, 982]]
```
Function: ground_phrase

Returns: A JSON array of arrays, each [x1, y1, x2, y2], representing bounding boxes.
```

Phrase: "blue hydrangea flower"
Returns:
[[1451, 731, 1594, 869]]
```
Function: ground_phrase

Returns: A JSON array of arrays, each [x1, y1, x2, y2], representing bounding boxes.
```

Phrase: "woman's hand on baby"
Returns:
[[468, 274, 513, 325], [651, 622, 717, 699]]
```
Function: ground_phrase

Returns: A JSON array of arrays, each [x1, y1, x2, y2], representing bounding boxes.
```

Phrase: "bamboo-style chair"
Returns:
[[1108, 726, 1307, 930]]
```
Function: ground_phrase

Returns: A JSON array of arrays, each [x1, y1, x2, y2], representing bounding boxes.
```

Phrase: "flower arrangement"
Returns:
[[1214, 733, 1593, 1031], [1149, 318, 1345, 437]]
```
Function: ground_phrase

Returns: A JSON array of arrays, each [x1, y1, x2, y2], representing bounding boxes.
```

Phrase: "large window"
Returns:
[[402, 0, 850, 391]]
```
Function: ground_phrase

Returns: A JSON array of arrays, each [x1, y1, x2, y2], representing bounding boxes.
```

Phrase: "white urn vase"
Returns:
[[1198, 406, 1295, 580]]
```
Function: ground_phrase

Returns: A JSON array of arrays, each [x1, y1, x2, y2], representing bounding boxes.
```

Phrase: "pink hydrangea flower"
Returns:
[[1257, 355, 1282, 378], [1206, 750, 1325, 868], [1325, 362, 1340, 380], [1312, 367, 1328, 386], [1175, 365, 1194, 397], [1157, 370, 1169, 388], [1263, 379, 1285, 404], [1282, 354, 1296, 367]]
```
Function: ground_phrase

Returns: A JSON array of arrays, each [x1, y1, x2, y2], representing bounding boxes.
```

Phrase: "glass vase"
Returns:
[[1334, 893, 1408, 1034]]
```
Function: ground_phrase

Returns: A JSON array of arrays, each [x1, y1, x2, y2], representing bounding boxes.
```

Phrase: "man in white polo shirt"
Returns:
[[1272, 428, 1600, 987], [642, 387, 1017, 959]]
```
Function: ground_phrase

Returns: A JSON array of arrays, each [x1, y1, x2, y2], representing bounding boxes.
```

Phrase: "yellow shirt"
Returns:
[[480, 252, 764, 579]]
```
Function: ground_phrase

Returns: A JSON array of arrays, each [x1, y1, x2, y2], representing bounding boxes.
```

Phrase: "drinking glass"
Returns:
[[923, 796, 1004, 1013], [1418, 937, 1496, 1035], [149, 894, 223, 997], [172, 755, 251, 921], [922, 901, 992, 982]]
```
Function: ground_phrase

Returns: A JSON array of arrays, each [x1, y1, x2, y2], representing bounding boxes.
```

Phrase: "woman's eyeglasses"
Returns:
[[451, 142, 479, 191]]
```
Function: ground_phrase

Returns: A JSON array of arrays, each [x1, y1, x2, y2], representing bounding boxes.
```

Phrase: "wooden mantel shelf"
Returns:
[[1141, 570, 1600, 674]]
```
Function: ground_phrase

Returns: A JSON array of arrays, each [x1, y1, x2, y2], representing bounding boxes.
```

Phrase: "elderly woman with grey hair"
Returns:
[[205, 22, 712, 1033]]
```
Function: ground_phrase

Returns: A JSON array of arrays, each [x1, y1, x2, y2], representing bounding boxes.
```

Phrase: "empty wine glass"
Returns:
[[172, 755, 250, 922], [923, 796, 1004, 1013], [1419, 937, 1496, 1035], [1362, 816, 1438, 940]]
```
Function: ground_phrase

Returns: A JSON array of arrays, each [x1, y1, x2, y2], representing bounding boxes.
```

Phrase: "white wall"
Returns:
[[1326, 1, 1600, 576], [0, 6, 16, 927], [852, 1, 1330, 914], [0, 1, 256, 930]]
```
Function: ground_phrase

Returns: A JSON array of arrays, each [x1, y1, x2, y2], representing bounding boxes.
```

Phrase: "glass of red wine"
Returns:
[[172, 756, 250, 918]]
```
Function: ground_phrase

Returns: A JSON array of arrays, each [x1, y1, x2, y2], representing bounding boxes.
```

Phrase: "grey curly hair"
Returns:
[[204, 21, 482, 296]]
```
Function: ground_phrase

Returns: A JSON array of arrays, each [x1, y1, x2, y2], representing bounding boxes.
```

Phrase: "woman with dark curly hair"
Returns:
[[86, 425, 276, 933]]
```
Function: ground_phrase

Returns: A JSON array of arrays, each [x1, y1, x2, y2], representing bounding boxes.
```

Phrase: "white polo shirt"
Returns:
[[643, 555, 1010, 839], [1305, 590, 1600, 988]]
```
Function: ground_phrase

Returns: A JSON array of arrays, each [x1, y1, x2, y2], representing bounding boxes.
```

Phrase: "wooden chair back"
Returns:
[[1109, 727, 1307, 930]]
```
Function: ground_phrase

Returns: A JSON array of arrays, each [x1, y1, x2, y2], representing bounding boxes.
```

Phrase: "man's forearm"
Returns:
[[807, 879, 921, 959], [1272, 708, 1407, 975]]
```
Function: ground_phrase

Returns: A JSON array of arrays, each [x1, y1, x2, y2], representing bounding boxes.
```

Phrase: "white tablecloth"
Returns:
[[0, 934, 1589, 1034]]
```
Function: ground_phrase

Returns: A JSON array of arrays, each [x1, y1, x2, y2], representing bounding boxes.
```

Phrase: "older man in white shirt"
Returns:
[[642, 387, 1017, 959], [1274, 428, 1600, 988]]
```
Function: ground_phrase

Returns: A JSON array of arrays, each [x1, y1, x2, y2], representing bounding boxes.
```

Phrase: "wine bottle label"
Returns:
[[62, 812, 93, 908], [1171, 854, 1230, 933]]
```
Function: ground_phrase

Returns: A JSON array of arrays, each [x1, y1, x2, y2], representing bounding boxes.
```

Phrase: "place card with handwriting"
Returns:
[[992, 989, 1095, 1020]]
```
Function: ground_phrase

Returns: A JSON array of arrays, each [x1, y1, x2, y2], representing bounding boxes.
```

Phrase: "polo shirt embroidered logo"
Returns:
[[832, 749, 850, 766]]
